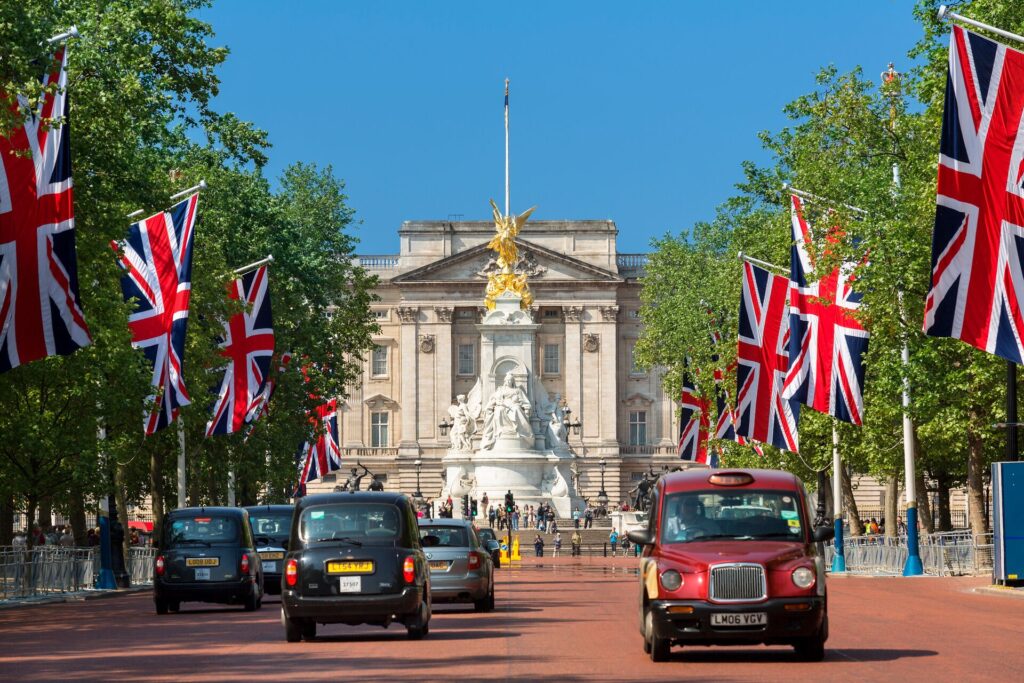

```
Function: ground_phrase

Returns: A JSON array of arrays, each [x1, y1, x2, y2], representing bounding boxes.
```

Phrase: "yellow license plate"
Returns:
[[429, 560, 450, 570], [259, 551, 284, 560], [185, 557, 219, 567], [327, 560, 374, 574]]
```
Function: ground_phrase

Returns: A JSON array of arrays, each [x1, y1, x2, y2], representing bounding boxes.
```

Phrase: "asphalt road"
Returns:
[[0, 557, 1021, 682]]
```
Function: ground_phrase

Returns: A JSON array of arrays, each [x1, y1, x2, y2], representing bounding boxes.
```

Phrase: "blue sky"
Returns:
[[196, 1, 924, 255]]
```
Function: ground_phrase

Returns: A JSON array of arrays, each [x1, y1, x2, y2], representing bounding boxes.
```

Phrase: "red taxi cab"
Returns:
[[628, 469, 834, 662]]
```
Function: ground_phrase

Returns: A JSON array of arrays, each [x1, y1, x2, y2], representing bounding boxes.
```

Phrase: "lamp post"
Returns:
[[597, 458, 609, 514], [438, 417, 452, 437], [562, 407, 582, 437], [413, 459, 423, 499]]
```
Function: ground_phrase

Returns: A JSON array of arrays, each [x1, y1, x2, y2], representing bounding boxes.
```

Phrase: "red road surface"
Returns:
[[0, 557, 1021, 682]]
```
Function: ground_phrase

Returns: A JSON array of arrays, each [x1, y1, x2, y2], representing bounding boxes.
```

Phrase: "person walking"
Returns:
[[534, 533, 545, 558], [489, 507, 496, 528], [620, 534, 630, 557], [553, 532, 562, 557], [609, 529, 618, 556], [584, 507, 593, 529], [481, 492, 489, 519], [572, 506, 581, 529], [571, 530, 582, 557]]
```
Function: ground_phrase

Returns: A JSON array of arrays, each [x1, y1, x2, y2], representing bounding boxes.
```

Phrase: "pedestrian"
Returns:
[[620, 534, 630, 557], [489, 507, 496, 528], [553, 532, 562, 557], [86, 528, 98, 547], [481, 492, 489, 519], [129, 529, 141, 546], [59, 527, 75, 547], [571, 530, 582, 557], [534, 533, 544, 557], [513, 507, 521, 531], [573, 506, 581, 529], [584, 507, 593, 529], [550, 518, 558, 535], [897, 515, 907, 536], [609, 529, 618, 556], [547, 508, 555, 533]]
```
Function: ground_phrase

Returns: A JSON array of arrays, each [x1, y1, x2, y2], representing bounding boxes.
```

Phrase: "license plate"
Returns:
[[259, 551, 284, 561], [194, 568, 211, 581], [263, 561, 277, 573], [186, 557, 219, 567], [711, 612, 767, 627], [327, 560, 374, 574], [429, 560, 450, 570], [338, 576, 362, 593]]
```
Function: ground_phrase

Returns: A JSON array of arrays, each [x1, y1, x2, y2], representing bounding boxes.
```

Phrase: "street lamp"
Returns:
[[562, 407, 582, 436], [597, 458, 609, 512], [438, 417, 453, 437], [413, 459, 423, 499]]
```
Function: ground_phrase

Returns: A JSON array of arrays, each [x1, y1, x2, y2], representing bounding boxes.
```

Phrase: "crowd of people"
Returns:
[[10, 523, 150, 548]]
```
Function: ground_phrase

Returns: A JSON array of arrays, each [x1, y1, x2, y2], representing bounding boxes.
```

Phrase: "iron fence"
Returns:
[[825, 532, 994, 576], [127, 547, 156, 586], [0, 546, 97, 601]]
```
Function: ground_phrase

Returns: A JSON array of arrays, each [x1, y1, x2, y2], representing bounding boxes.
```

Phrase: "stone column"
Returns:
[[599, 306, 619, 446], [563, 306, 583, 442], [397, 306, 420, 454], [433, 306, 454, 443]]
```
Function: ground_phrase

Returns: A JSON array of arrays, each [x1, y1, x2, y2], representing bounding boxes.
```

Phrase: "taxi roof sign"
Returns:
[[707, 472, 754, 487]]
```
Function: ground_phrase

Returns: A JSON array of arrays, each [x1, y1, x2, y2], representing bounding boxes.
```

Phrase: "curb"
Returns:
[[974, 585, 1024, 599]]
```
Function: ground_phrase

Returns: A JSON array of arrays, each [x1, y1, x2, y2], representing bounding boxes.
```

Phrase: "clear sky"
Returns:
[[196, 1, 924, 255]]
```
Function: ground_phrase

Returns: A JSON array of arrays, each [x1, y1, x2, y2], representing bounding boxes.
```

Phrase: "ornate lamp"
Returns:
[[438, 417, 453, 437], [562, 407, 582, 436], [412, 459, 424, 507], [597, 458, 609, 511]]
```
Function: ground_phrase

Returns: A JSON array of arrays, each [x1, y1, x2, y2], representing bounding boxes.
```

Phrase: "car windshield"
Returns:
[[299, 503, 401, 545], [420, 525, 470, 547], [660, 490, 805, 543], [166, 516, 240, 546], [249, 511, 292, 545]]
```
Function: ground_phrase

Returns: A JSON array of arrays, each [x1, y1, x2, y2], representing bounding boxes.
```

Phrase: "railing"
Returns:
[[356, 255, 399, 270], [344, 447, 399, 457], [617, 254, 649, 268], [0, 546, 97, 601], [127, 547, 157, 586], [824, 531, 994, 576], [619, 445, 677, 455]]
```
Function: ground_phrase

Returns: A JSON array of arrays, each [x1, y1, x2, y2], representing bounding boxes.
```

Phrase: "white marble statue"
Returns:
[[447, 394, 475, 452], [480, 374, 533, 450], [542, 466, 569, 498], [544, 392, 568, 448]]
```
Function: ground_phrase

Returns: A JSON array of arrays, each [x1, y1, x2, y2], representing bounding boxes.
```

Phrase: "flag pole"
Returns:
[[783, 184, 867, 216], [737, 251, 788, 275], [232, 254, 275, 276], [831, 421, 846, 572], [47, 26, 79, 43], [938, 5, 1024, 46], [504, 78, 510, 218], [170, 180, 207, 201]]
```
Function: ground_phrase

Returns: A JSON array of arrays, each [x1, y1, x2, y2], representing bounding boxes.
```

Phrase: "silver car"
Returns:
[[418, 519, 494, 611]]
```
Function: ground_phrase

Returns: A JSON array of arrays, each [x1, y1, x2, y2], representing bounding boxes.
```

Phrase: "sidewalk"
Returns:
[[0, 584, 150, 611]]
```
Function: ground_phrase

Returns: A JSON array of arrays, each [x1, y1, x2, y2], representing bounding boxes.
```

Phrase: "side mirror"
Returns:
[[627, 529, 654, 546], [812, 525, 835, 543]]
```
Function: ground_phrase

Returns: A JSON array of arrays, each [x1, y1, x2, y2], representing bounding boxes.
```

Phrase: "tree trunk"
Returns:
[[38, 497, 52, 533], [25, 497, 38, 549], [965, 423, 988, 536], [884, 475, 900, 538], [935, 471, 952, 531], [150, 448, 166, 545], [841, 465, 864, 536], [68, 494, 87, 546], [115, 463, 131, 560], [0, 495, 13, 546], [915, 470, 935, 534]]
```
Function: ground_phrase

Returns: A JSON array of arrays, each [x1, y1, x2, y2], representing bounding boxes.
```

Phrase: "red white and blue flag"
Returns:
[[736, 261, 799, 451], [783, 195, 869, 425], [0, 46, 91, 372], [205, 266, 275, 437], [245, 351, 292, 430], [295, 399, 341, 495], [113, 195, 198, 435], [678, 365, 711, 465], [923, 26, 1024, 362]]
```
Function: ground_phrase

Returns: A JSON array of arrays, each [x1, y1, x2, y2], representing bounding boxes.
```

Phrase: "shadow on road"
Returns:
[[673, 647, 939, 664]]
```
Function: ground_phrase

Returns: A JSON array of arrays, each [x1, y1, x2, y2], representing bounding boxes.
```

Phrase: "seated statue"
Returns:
[[480, 374, 533, 450]]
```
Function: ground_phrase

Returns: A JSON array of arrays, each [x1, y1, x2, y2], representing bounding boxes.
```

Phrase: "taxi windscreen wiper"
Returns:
[[309, 536, 363, 546], [173, 539, 212, 547]]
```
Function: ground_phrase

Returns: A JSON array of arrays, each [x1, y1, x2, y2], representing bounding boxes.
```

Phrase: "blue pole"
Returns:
[[831, 516, 846, 573], [97, 514, 116, 589], [903, 503, 923, 576]]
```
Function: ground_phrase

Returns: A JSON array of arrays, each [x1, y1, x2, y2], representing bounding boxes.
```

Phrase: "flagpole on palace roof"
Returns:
[[505, 78, 510, 218], [937, 5, 1024, 46]]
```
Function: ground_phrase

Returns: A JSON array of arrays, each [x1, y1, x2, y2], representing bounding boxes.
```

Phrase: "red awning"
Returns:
[[128, 521, 154, 532]]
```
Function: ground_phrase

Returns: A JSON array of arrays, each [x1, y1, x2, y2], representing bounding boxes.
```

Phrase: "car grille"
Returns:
[[709, 564, 766, 602]]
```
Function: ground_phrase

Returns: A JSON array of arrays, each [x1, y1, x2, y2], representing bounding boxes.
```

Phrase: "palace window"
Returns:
[[371, 412, 389, 447], [371, 345, 388, 377], [629, 411, 647, 446], [458, 344, 475, 376], [628, 343, 645, 375], [373, 309, 388, 320], [543, 343, 560, 375]]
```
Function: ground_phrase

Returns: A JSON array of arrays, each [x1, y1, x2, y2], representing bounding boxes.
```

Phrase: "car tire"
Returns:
[[301, 621, 316, 641], [243, 590, 259, 612], [155, 598, 168, 616], [168, 600, 180, 613], [407, 601, 429, 640], [794, 620, 827, 662], [646, 608, 670, 662], [283, 611, 302, 643]]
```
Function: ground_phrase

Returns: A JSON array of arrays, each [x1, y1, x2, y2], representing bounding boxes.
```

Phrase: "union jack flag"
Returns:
[[706, 313, 764, 455], [736, 261, 799, 451], [0, 46, 91, 372], [113, 195, 198, 435], [678, 365, 711, 465], [245, 351, 292, 429], [923, 26, 1024, 362], [295, 399, 341, 493], [783, 195, 869, 425], [205, 266, 275, 437]]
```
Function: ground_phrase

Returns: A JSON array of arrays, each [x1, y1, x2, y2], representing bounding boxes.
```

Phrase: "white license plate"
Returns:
[[263, 561, 277, 573], [194, 568, 211, 581], [711, 612, 767, 627], [338, 576, 362, 593]]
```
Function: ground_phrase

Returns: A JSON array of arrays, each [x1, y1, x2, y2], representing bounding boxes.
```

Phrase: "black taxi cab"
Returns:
[[245, 504, 294, 594], [628, 469, 834, 662], [280, 492, 431, 641]]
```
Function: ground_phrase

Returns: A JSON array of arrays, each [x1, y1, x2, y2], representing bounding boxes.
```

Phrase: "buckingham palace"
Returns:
[[307, 217, 681, 507]]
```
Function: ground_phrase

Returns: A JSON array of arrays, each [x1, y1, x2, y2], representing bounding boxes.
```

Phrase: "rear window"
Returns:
[[166, 516, 240, 545], [249, 511, 292, 543], [299, 503, 402, 545], [420, 525, 469, 547]]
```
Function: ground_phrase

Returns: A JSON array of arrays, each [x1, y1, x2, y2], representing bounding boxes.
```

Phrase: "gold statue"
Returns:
[[485, 199, 536, 310]]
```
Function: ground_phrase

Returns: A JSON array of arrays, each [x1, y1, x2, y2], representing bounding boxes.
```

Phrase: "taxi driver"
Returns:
[[665, 495, 720, 541]]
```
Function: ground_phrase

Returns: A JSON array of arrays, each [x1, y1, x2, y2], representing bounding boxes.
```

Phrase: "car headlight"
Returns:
[[660, 569, 683, 591], [791, 567, 815, 589]]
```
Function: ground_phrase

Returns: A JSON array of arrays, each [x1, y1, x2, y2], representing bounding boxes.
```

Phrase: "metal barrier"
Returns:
[[0, 546, 97, 601], [127, 547, 156, 586], [825, 532, 994, 576]]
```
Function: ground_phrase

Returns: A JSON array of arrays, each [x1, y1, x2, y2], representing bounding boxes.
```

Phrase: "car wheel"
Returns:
[[155, 598, 168, 616], [243, 590, 259, 612], [407, 601, 429, 640], [283, 610, 302, 643], [646, 608, 670, 662], [301, 621, 316, 641], [168, 600, 180, 613]]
